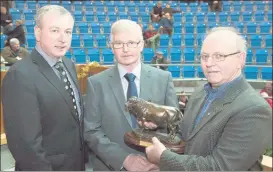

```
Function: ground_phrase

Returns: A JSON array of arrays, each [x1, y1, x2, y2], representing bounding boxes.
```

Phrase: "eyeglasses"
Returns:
[[200, 51, 241, 62], [111, 41, 142, 49]]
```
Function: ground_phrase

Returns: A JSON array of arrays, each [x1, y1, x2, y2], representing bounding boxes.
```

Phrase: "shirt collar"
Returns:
[[117, 62, 142, 80], [35, 45, 62, 67], [204, 75, 243, 98]]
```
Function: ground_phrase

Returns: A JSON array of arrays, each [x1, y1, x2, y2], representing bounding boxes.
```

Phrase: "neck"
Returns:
[[211, 70, 242, 88], [121, 59, 140, 73]]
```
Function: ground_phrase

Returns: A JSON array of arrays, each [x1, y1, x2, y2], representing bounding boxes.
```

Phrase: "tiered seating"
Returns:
[[2, 0, 271, 80]]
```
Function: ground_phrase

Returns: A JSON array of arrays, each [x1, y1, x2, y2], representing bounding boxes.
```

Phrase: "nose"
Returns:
[[205, 57, 216, 68], [122, 43, 129, 52], [58, 32, 66, 43]]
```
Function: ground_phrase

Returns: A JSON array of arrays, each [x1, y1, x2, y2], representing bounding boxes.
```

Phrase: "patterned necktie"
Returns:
[[54, 61, 79, 120], [124, 73, 138, 128]]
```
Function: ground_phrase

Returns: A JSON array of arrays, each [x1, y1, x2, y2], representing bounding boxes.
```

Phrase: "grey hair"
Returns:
[[110, 19, 143, 43], [9, 38, 20, 45], [204, 26, 248, 55], [35, 5, 74, 27]]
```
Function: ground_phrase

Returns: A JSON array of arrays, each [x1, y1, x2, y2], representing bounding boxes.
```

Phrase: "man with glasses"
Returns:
[[145, 27, 272, 171], [84, 19, 178, 171]]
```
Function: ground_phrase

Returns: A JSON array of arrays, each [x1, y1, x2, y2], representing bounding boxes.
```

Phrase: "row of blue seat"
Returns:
[[168, 65, 272, 80]]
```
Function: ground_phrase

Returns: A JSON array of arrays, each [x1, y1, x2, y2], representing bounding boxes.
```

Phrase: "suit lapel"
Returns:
[[187, 77, 248, 140], [139, 64, 152, 101], [30, 49, 80, 123], [108, 66, 133, 127]]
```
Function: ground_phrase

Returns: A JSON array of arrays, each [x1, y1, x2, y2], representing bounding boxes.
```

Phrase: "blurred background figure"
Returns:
[[5, 20, 26, 47], [143, 24, 160, 51], [260, 81, 273, 109], [162, 3, 181, 17], [0, 6, 13, 34], [150, 1, 163, 22], [159, 13, 173, 36], [209, 0, 222, 12], [178, 91, 188, 114], [151, 49, 169, 71], [0, 38, 29, 66]]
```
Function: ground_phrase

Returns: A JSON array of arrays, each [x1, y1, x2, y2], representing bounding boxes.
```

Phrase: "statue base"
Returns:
[[124, 129, 184, 154]]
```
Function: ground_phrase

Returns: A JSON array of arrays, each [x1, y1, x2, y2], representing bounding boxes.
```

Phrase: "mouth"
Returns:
[[208, 71, 219, 74], [55, 46, 66, 50]]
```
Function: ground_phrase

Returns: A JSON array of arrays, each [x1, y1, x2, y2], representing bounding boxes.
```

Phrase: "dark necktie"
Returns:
[[124, 73, 138, 128], [54, 61, 79, 120]]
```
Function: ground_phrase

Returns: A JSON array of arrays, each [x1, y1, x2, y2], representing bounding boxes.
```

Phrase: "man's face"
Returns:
[[201, 31, 245, 87], [34, 12, 74, 58], [156, 53, 163, 59], [265, 82, 272, 94], [148, 25, 154, 30], [111, 29, 144, 67], [166, 4, 170, 8], [10, 43, 20, 51], [157, 3, 162, 8], [1, 7, 6, 14]]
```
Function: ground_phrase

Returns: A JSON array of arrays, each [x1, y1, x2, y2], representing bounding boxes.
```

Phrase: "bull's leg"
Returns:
[[169, 124, 176, 141]]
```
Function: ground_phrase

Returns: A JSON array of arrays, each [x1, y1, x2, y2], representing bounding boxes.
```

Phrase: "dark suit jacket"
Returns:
[[1, 49, 86, 171], [84, 64, 178, 171], [159, 77, 272, 171], [7, 25, 26, 45]]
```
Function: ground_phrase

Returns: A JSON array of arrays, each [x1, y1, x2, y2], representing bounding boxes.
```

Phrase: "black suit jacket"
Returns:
[[2, 49, 86, 171]]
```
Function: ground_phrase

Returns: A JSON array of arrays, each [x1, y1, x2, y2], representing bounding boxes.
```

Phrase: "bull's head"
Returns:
[[125, 96, 139, 112]]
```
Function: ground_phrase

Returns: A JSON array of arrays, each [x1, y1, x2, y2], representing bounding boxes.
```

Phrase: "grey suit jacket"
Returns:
[[1, 49, 86, 171], [84, 64, 178, 171], [160, 77, 272, 171]]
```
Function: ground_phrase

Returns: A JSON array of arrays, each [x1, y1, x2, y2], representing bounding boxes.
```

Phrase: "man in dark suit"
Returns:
[[145, 27, 272, 171], [84, 19, 178, 171], [1, 5, 85, 171]]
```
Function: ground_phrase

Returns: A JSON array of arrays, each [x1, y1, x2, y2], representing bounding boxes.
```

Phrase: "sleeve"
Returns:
[[84, 77, 130, 170], [164, 72, 178, 108], [1, 69, 52, 170], [159, 105, 272, 171]]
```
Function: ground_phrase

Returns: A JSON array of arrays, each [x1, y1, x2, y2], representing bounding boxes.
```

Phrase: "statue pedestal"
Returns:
[[124, 130, 185, 154]]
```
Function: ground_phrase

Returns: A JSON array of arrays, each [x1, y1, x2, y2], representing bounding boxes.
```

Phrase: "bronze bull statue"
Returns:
[[125, 97, 183, 140]]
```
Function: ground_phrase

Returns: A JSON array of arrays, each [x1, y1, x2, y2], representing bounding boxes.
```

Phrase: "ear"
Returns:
[[34, 26, 41, 42], [239, 52, 246, 69], [139, 40, 144, 53]]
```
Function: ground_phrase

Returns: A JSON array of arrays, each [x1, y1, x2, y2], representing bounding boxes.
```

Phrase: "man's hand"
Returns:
[[146, 137, 166, 165], [137, 120, 158, 130], [16, 56, 22, 60], [123, 154, 159, 171]]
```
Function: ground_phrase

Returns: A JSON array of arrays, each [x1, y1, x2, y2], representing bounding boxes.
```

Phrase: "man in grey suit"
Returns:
[[1, 5, 86, 170], [84, 19, 178, 171], [145, 27, 272, 171]]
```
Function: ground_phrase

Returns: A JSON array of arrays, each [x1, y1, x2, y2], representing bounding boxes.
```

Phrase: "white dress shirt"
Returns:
[[117, 63, 141, 100]]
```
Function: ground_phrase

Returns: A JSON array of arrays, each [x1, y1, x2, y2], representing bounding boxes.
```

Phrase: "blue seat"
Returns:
[[261, 67, 272, 80], [242, 11, 253, 22], [265, 35, 272, 48], [183, 48, 195, 63], [243, 1, 254, 11], [23, 9, 34, 20], [107, 12, 117, 22], [173, 13, 182, 23], [26, 34, 36, 48], [159, 34, 170, 47], [184, 13, 194, 23], [267, 11, 272, 21], [152, 23, 159, 30], [196, 12, 205, 23], [232, 2, 243, 11], [170, 48, 182, 63], [218, 12, 229, 22], [140, 12, 150, 23], [196, 23, 206, 34], [184, 23, 195, 34], [90, 22, 100, 34], [244, 66, 258, 79], [87, 49, 100, 62], [171, 34, 182, 47], [73, 1, 83, 11], [183, 66, 195, 78], [189, 3, 198, 12], [78, 23, 89, 33], [250, 35, 262, 48], [82, 34, 94, 47], [206, 12, 216, 22], [102, 49, 114, 64], [95, 5, 105, 12], [195, 48, 201, 62], [197, 66, 205, 78], [233, 22, 245, 33], [255, 1, 266, 11], [196, 34, 205, 46], [254, 11, 265, 22], [142, 48, 154, 63], [26, 1, 37, 9], [74, 11, 83, 22], [97, 12, 107, 22], [65, 51, 72, 59], [24, 21, 35, 33], [129, 12, 139, 22], [71, 35, 81, 47], [84, 2, 94, 11], [85, 11, 95, 21], [10, 9, 21, 20], [117, 5, 126, 13], [62, 1, 72, 11], [118, 12, 128, 20], [127, 3, 136, 13], [49, 1, 61, 5], [229, 12, 240, 22], [15, 1, 25, 9], [73, 49, 86, 64], [137, 3, 146, 12], [184, 34, 195, 47], [259, 22, 271, 34], [207, 23, 219, 30], [173, 23, 182, 34], [199, 3, 208, 12], [0, 35, 6, 49], [96, 35, 107, 47], [168, 66, 181, 78], [37, 1, 48, 8], [246, 22, 257, 34], [246, 49, 253, 64], [255, 49, 268, 64], [102, 22, 111, 34], [220, 22, 232, 27]]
